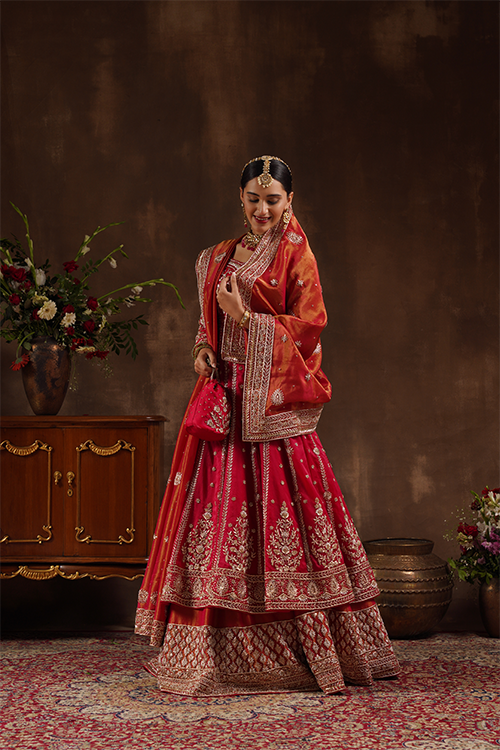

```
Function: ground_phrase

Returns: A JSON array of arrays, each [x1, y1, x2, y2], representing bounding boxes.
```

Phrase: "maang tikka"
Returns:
[[241, 155, 292, 189], [257, 156, 273, 188]]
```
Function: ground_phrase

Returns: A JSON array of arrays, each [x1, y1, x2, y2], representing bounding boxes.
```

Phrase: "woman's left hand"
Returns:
[[216, 272, 245, 323]]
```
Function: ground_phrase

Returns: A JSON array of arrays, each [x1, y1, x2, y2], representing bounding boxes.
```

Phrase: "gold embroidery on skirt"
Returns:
[[268, 502, 303, 572], [223, 507, 256, 572], [310, 498, 343, 567], [182, 504, 214, 571]]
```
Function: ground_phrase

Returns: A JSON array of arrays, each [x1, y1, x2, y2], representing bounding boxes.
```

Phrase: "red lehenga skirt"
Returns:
[[136, 361, 400, 696]]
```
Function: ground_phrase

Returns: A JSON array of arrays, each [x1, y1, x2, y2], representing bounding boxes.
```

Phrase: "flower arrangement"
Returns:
[[1, 203, 183, 370], [447, 487, 500, 584]]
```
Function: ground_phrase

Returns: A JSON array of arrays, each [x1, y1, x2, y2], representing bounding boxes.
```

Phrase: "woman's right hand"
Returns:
[[194, 347, 216, 377]]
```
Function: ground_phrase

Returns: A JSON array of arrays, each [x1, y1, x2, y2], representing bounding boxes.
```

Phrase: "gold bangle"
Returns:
[[192, 341, 211, 360], [238, 310, 251, 329]]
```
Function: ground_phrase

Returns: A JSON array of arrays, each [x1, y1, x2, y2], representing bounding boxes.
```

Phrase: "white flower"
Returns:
[[61, 312, 76, 328], [131, 286, 143, 295], [124, 296, 135, 308], [76, 345, 96, 354], [80, 236, 91, 255], [84, 308, 92, 316], [38, 300, 57, 320], [108, 258, 117, 269], [25, 258, 33, 269], [35, 268, 46, 286], [98, 315, 107, 332]]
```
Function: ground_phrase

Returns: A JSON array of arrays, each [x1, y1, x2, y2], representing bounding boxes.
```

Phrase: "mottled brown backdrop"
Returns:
[[1, 1, 498, 631]]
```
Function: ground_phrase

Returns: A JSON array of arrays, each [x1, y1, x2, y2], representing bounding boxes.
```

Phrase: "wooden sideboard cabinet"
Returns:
[[0, 416, 165, 581]]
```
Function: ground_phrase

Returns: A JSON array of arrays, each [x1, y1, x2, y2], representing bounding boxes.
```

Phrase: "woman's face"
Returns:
[[240, 178, 293, 236]]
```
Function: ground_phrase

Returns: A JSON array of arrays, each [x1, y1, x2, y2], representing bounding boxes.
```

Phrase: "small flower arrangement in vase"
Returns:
[[448, 487, 500, 584], [1, 202, 184, 414], [447, 486, 500, 637]]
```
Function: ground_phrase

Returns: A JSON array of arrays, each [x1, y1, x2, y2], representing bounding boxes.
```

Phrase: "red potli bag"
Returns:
[[185, 368, 231, 441]]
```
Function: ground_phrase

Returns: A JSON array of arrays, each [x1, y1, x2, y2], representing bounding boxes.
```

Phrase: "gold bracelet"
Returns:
[[238, 310, 251, 329], [192, 341, 211, 360]]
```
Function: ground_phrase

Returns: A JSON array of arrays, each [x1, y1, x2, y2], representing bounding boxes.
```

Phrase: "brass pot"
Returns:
[[363, 538, 453, 639], [479, 577, 499, 638], [21, 337, 71, 415]]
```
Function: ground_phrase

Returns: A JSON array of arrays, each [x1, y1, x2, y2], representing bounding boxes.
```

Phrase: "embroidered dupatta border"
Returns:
[[220, 213, 292, 363], [243, 312, 323, 441]]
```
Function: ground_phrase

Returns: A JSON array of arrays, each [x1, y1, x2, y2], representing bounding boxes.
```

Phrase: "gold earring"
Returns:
[[283, 207, 291, 224], [241, 202, 248, 228]]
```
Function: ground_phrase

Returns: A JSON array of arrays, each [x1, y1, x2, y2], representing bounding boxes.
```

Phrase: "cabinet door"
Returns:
[[0, 427, 65, 558], [63, 426, 149, 561]]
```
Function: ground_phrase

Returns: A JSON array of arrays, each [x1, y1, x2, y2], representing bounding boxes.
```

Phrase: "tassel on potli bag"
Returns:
[[185, 368, 231, 441]]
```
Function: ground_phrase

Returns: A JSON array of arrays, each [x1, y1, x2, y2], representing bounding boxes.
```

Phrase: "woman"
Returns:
[[135, 156, 400, 695]]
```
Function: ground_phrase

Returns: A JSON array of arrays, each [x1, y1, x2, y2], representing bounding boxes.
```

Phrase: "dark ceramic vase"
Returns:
[[363, 538, 453, 638], [21, 336, 71, 415], [479, 578, 500, 638]]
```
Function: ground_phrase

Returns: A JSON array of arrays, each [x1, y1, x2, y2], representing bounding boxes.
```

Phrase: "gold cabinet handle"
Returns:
[[53, 470, 62, 486], [66, 471, 75, 497]]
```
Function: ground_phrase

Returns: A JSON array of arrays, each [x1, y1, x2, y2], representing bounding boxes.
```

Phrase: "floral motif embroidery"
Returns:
[[281, 334, 288, 343], [310, 499, 342, 567], [305, 373, 311, 381], [268, 503, 303, 571], [174, 472, 182, 486], [286, 231, 304, 245], [223, 507, 256, 572], [182, 504, 214, 571], [271, 388, 284, 406], [214, 252, 226, 263], [313, 342, 321, 355], [295, 340, 302, 348], [297, 279, 305, 287], [270, 279, 278, 286]]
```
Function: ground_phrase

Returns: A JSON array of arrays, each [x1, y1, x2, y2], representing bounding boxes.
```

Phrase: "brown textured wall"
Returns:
[[1, 1, 498, 631]]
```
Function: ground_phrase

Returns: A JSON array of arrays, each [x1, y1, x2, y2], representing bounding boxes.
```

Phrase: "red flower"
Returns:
[[458, 522, 478, 538], [83, 320, 95, 334], [1, 263, 10, 275], [9, 293, 20, 305], [9, 267, 27, 283], [31, 309, 40, 321], [21, 280, 33, 291], [70, 336, 86, 351], [96, 350, 109, 360], [63, 261, 79, 274], [10, 353, 30, 370], [62, 304, 75, 314], [73, 278, 80, 285], [85, 352, 96, 360], [86, 297, 98, 311], [66, 326, 75, 336]]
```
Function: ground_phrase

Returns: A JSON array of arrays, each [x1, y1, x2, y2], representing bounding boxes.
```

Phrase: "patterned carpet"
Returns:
[[0, 632, 498, 750]]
